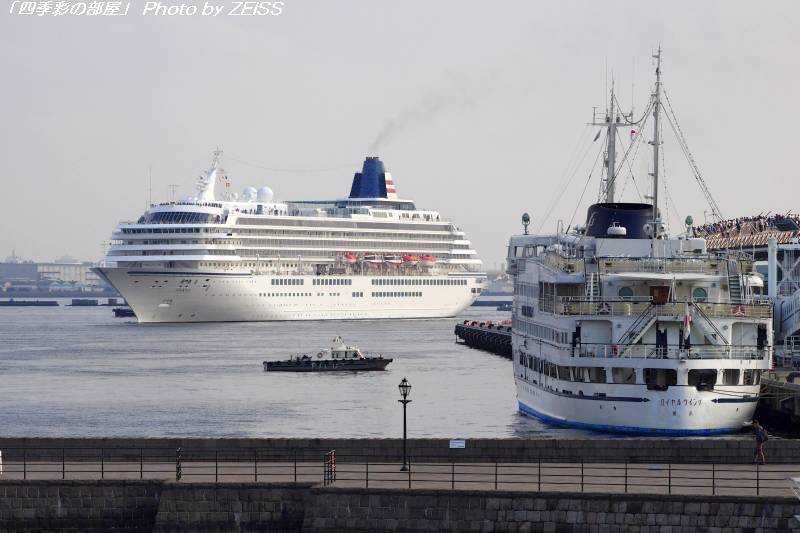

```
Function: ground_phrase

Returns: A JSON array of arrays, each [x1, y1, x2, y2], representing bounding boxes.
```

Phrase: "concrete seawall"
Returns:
[[1, 480, 798, 532], [2, 437, 800, 464], [304, 487, 800, 532], [0, 481, 310, 533]]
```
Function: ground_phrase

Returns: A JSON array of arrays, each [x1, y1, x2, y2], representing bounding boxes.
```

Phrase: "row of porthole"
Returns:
[[616, 286, 707, 301]]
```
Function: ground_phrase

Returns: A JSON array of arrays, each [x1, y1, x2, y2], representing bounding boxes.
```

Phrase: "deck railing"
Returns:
[[574, 343, 769, 360], [540, 252, 585, 274], [0, 447, 796, 498], [597, 257, 728, 275], [555, 300, 772, 319]]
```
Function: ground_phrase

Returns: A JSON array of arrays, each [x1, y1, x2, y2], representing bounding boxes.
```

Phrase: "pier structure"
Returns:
[[761, 370, 800, 427], [454, 320, 512, 357]]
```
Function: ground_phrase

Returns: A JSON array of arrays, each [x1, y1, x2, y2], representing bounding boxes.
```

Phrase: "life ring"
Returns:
[[317, 352, 324, 359], [597, 302, 612, 315], [732, 305, 746, 317], [611, 344, 619, 356]]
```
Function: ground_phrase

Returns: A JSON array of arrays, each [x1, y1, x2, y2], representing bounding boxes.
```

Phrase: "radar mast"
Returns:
[[591, 79, 632, 204], [650, 46, 662, 238]]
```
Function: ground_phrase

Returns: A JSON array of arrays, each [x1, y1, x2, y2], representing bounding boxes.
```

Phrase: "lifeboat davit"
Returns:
[[384, 255, 402, 267], [402, 254, 419, 266], [343, 252, 358, 264], [420, 254, 436, 268]]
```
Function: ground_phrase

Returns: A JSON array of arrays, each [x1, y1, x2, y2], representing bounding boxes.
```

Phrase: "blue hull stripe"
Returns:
[[518, 401, 740, 436], [712, 397, 759, 404]]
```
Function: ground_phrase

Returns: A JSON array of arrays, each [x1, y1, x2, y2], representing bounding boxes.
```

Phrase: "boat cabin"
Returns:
[[322, 336, 367, 360]]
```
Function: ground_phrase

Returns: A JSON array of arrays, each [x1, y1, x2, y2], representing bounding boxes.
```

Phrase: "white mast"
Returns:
[[591, 81, 620, 203], [650, 46, 662, 237], [606, 82, 618, 203], [197, 150, 223, 202]]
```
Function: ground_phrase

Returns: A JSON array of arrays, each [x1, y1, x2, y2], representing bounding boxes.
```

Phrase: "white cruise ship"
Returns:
[[506, 49, 773, 435], [95, 154, 485, 322]]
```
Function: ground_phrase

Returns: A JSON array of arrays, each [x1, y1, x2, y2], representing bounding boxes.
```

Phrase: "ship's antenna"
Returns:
[[631, 56, 635, 118], [650, 45, 663, 238], [608, 76, 617, 203], [148, 165, 153, 207], [169, 184, 179, 202], [590, 76, 619, 203]]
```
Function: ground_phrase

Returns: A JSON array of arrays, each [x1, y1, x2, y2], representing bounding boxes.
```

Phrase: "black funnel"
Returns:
[[584, 203, 654, 239]]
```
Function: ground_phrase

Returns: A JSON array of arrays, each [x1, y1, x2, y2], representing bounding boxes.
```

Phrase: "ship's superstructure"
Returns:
[[506, 49, 773, 434], [96, 154, 484, 322]]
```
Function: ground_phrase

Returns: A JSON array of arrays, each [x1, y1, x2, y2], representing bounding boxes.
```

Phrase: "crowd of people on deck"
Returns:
[[693, 213, 800, 238]]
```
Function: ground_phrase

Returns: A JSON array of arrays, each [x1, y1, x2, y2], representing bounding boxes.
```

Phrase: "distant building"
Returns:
[[0, 261, 38, 283], [0, 251, 110, 293], [36, 262, 102, 286]]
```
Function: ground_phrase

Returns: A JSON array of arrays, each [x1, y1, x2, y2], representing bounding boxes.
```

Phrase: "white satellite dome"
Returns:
[[606, 223, 627, 237], [257, 186, 274, 203], [242, 187, 257, 202]]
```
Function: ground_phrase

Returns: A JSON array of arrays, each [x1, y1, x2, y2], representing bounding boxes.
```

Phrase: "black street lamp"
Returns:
[[398, 377, 412, 471]]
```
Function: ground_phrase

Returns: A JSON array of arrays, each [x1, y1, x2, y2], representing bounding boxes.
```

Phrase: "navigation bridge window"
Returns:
[[145, 212, 216, 224]]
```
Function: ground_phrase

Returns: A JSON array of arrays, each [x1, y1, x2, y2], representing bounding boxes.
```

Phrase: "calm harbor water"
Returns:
[[0, 302, 598, 439]]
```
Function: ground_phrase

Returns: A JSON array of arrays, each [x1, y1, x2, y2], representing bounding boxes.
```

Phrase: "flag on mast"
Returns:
[[682, 302, 692, 349]]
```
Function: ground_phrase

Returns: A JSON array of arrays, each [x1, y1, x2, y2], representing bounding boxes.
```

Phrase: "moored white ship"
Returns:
[[95, 154, 485, 322], [506, 49, 773, 435]]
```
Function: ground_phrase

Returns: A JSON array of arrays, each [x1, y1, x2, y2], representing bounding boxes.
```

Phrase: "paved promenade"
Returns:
[[2, 460, 797, 498]]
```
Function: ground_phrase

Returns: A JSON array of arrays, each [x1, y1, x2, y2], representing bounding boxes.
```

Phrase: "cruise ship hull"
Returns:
[[515, 378, 759, 435], [96, 267, 481, 323]]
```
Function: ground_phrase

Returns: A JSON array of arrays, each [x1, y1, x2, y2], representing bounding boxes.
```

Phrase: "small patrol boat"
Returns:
[[263, 336, 393, 372], [113, 307, 136, 318]]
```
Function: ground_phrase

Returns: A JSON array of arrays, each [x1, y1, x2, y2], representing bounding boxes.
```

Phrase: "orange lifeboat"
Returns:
[[402, 254, 419, 266], [343, 252, 358, 264], [420, 254, 436, 268]]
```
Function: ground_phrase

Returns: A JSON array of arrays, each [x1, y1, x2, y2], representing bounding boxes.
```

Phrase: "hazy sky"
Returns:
[[1, 0, 798, 267]]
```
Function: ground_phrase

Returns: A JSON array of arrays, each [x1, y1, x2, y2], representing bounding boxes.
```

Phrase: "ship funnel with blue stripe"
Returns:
[[349, 157, 397, 199]]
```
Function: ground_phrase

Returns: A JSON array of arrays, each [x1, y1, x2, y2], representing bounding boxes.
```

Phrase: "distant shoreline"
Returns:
[[1, 290, 119, 299]]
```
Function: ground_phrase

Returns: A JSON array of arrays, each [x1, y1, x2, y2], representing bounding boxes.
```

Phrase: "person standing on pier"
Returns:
[[753, 420, 768, 465]]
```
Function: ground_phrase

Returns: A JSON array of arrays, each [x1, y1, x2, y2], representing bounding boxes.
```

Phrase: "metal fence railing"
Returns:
[[0, 447, 176, 481], [0, 447, 797, 497], [315, 457, 799, 497]]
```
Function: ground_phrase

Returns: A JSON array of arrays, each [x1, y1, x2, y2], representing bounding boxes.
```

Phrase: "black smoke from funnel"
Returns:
[[368, 72, 495, 153]]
